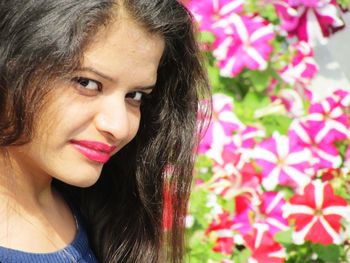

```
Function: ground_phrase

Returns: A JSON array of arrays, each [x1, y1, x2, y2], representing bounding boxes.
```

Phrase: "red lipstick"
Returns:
[[70, 140, 116, 164]]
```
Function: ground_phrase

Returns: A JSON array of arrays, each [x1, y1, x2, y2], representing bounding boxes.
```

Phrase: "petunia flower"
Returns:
[[253, 132, 313, 191], [232, 191, 289, 237], [275, 0, 344, 44], [289, 119, 342, 170], [283, 180, 350, 245], [304, 96, 349, 143], [279, 41, 318, 87], [185, 0, 244, 32], [206, 210, 235, 255], [212, 14, 275, 77], [244, 224, 286, 263], [198, 93, 243, 155]]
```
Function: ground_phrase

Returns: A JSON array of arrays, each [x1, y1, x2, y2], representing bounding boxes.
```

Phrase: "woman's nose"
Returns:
[[94, 97, 130, 142]]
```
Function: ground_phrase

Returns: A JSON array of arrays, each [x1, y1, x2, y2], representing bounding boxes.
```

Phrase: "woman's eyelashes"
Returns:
[[72, 76, 151, 104], [72, 77, 102, 95], [125, 91, 149, 105]]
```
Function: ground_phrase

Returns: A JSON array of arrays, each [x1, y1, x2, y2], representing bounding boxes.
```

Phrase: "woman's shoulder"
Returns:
[[0, 190, 99, 263]]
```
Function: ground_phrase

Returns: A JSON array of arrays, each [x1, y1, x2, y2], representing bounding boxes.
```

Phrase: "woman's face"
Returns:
[[7, 16, 164, 188]]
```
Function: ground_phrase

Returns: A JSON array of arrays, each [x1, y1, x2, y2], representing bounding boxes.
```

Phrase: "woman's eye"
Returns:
[[126, 91, 147, 103], [72, 77, 102, 92]]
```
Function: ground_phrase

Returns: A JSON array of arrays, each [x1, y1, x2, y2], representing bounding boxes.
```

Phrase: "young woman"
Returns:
[[0, 0, 210, 262]]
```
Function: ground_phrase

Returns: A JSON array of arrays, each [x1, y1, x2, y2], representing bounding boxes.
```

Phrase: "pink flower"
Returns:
[[209, 151, 261, 200], [274, 0, 300, 33], [185, 0, 244, 32], [278, 0, 345, 44], [283, 180, 350, 244], [244, 224, 286, 263], [333, 89, 350, 108], [305, 96, 349, 143], [232, 192, 289, 237], [289, 120, 342, 169], [279, 41, 318, 86], [256, 192, 289, 235], [253, 132, 313, 191], [198, 93, 243, 154], [270, 89, 305, 118], [213, 14, 275, 77]]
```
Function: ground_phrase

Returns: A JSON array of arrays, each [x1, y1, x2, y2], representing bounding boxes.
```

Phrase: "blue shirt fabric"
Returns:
[[0, 199, 99, 263]]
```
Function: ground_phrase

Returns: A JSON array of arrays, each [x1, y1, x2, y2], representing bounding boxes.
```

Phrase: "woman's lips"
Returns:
[[70, 140, 116, 164]]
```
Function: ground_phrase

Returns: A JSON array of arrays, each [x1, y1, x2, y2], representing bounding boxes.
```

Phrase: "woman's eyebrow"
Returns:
[[78, 66, 156, 90], [78, 66, 115, 82]]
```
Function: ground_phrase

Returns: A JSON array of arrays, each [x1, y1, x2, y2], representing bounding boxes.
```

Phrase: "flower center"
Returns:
[[314, 208, 323, 217]]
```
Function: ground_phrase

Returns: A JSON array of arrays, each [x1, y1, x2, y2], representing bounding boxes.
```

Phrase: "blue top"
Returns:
[[0, 199, 99, 263]]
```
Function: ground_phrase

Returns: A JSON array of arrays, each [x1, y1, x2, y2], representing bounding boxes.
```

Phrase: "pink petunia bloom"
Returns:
[[275, 0, 344, 44], [253, 132, 313, 191], [305, 96, 349, 143], [198, 93, 243, 155], [333, 89, 350, 108], [232, 192, 289, 237], [283, 180, 350, 245], [291, 0, 344, 43], [274, 0, 300, 33], [289, 119, 342, 170], [208, 150, 261, 200], [244, 224, 286, 263], [212, 14, 275, 77], [279, 41, 318, 87], [270, 89, 305, 118], [256, 192, 289, 235], [185, 0, 244, 32]]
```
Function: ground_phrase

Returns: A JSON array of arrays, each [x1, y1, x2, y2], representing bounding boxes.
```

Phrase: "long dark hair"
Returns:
[[0, 0, 210, 262]]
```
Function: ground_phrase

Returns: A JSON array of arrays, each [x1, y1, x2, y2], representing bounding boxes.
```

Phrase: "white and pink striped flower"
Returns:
[[275, 0, 344, 44], [198, 93, 243, 155], [232, 191, 289, 237], [244, 224, 286, 263], [256, 192, 289, 235], [279, 41, 318, 87], [333, 89, 350, 108], [185, 0, 244, 32], [253, 132, 313, 191], [292, 0, 344, 44], [305, 96, 349, 143], [212, 14, 275, 77], [289, 119, 342, 170], [283, 180, 350, 245]]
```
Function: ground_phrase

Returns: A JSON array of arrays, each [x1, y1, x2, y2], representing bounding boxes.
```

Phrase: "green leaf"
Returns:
[[186, 230, 227, 262], [188, 188, 212, 229], [232, 248, 251, 263], [259, 4, 278, 23], [248, 70, 272, 92], [199, 31, 216, 44], [274, 228, 293, 245], [260, 115, 292, 136], [207, 62, 222, 91], [311, 243, 340, 262]]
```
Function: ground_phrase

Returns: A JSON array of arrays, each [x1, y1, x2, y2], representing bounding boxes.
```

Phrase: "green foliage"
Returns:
[[337, 0, 350, 9], [260, 115, 292, 137], [188, 187, 212, 230], [232, 248, 251, 263], [311, 244, 341, 262], [274, 228, 293, 245], [186, 230, 228, 262], [234, 92, 270, 124]]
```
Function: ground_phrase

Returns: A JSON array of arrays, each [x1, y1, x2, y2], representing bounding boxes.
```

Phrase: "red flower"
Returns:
[[244, 224, 285, 263], [283, 180, 350, 244]]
